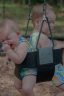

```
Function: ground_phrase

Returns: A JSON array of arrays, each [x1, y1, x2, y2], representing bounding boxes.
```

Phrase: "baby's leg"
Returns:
[[14, 77, 22, 92], [14, 77, 26, 96], [22, 75, 36, 96]]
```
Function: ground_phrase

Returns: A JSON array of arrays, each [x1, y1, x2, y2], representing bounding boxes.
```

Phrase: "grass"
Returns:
[[0, 3, 64, 37]]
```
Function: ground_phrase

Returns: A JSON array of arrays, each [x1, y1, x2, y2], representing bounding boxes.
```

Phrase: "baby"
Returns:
[[0, 19, 38, 96], [30, 3, 64, 89]]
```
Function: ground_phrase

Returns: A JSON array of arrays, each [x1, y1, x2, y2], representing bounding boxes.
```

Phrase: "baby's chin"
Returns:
[[42, 31, 50, 35]]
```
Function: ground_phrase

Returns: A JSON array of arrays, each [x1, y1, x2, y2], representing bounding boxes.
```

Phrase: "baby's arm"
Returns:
[[39, 35, 64, 49], [3, 42, 27, 64], [54, 40, 64, 49]]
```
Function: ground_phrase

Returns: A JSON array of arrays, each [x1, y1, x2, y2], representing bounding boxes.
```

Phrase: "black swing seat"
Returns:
[[21, 48, 62, 83]]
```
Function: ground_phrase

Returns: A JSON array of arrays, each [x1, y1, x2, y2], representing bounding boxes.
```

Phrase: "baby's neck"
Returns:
[[33, 28, 50, 37], [33, 28, 40, 33]]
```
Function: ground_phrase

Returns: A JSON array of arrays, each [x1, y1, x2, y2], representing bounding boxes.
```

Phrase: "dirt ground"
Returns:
[[0, 57, 64, 96]]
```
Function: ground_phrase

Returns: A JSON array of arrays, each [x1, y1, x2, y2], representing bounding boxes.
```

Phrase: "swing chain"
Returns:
[[36, 1, 54, 49], [24, 0, 32, 37], [2, 0, 6, 19]]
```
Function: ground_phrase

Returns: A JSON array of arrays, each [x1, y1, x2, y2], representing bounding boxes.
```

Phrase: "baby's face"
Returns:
[[6, 32, 19, 46], [0, 32, 8, 42], [35, 17, 55, 35], [41, 20, 55, 35], [0, 31, 19, 47]]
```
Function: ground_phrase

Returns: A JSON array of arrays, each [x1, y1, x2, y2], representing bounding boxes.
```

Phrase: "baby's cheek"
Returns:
[[50, 22, 55, 28], [42, 22, 54, 34], [42, 24, 49, 33]]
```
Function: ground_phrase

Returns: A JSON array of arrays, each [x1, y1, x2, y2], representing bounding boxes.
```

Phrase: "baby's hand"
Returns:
[[3, 40, 9, 44], [6, 40, 14, 45], [2, 42, 11, 52]]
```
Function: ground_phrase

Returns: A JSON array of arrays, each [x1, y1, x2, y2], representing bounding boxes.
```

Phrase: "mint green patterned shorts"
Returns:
[[14, 64, 37, 80], [20, 68, 37, 79]]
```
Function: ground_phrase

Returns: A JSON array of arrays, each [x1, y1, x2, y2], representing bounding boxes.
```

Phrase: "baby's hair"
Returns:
[[32, 4, 56, 22], [0, 19, 20, 38], [3, 19, 19, 33]]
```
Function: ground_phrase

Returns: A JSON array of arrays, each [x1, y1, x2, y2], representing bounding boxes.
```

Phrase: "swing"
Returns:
[[21, 0, 63, 83], [0, 0, 62, 83]]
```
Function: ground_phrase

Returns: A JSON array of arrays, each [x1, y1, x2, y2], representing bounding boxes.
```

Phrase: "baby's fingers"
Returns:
[[3, 41, 8, 44]]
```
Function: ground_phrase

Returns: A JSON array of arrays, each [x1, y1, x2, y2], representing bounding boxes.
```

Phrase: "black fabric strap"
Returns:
[[53, 49, 63, 65], [16, 48, 62, 68]]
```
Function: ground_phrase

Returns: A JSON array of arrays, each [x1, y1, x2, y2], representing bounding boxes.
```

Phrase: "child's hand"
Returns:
[[2, 42, 11, 52], [3, 40, 13, 45]]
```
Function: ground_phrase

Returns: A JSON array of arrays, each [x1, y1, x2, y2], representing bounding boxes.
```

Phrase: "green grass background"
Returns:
[[0, 3, 64, 38]]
